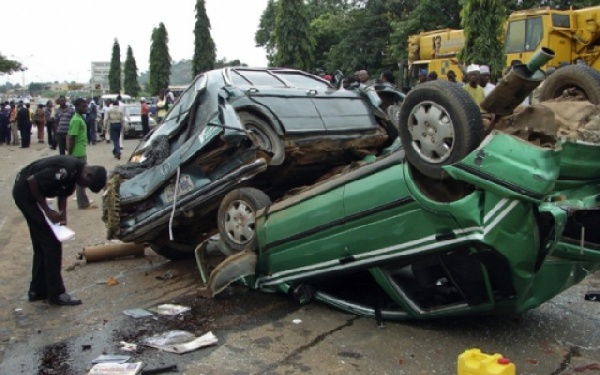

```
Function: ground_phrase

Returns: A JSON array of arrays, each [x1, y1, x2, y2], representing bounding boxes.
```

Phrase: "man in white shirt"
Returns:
[[479, 65, 496, 97]]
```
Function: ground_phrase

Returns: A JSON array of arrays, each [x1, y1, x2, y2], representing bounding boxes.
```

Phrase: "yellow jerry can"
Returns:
[[458, 348, 516, 375]]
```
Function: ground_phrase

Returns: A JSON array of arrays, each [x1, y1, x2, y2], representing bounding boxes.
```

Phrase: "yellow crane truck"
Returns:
[[400, 5, 600, 90]]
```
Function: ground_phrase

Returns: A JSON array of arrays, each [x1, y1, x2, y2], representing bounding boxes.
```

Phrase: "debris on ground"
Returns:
[[155, 270, 178, 280], [119, 341, 139, 352], [142, 330, 218, 354], [87, 361, 143, 375], [140, 364, 178, 374], [584, 291, 600, 301], [150, 304, 191, 316], [91, 354, 131, 364], [77, 242, 145, 263], [123, 308, 154, 318]]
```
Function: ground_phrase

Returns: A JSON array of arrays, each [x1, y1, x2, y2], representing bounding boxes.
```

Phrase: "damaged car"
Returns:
[[103, 67, 401, 260], [193, 52, 600, 320]]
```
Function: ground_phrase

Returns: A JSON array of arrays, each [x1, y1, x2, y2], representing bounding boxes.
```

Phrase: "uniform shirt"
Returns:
[[67, 112, 88, 157], [463, 84, 485, 106], [18, 155, 84, 198]]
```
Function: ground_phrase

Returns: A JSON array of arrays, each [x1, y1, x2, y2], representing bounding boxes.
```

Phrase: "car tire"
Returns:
[[539, 64, 600, 104], [398, 81, 484, 180], [218, 187, 271, 253], [238, 112, 285, 165], [386, 104, 402, 130], [149, 240, 195, 260]]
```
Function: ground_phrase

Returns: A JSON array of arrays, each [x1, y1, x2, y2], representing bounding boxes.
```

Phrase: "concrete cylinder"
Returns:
[[79, 243, 145, 263]]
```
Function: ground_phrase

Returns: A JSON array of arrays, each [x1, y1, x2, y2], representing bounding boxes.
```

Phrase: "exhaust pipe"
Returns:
[[78, 242, 145, 263], [481, 47, 555, 116]]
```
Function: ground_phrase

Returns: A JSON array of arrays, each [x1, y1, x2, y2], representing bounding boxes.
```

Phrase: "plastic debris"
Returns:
[[292, 319, 302, 324], [142, 330, 218, 354], [123, 309, 153, 318], [87, 362, 143, 375], [119, 341, 138, 352], [151, 304, 191, 316], [91, 354, 131, 364]]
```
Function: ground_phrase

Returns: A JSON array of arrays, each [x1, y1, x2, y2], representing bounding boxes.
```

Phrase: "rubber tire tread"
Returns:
[[398, 80, 484, 180], [218, 187, 271, 253], [539, 65, 600, 104], [237, 111, 285, 165]]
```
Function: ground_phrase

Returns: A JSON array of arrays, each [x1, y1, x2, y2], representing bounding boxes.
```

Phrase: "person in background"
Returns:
[[417, 69, 428, 84], [156, 93, 167, 123], [140, 97, 150, 136], [479, 65, 496, 97], [67, 98, 97, 210], [116, 95, 129, 150], [17, 100, 32, 148], [358, 70, 371, 86], [427, 71, 438, 81], [54, 96, 75, 155], [34, 102, 46, 143], [9, 101, 18, 145], [0, 102, 10, 145], [86, 97, 98, 146], [104, 99, 127, 160], [13, 155, 106, 306], [379, 70, 395, 86], [446, 70, 463, 86], [463, 64, 485, 106], [45, 100, 56, 149]]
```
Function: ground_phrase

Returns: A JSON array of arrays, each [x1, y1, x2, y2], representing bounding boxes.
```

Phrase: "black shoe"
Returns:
[[48, 293, 82, 306], [28, 291, 47, 302]]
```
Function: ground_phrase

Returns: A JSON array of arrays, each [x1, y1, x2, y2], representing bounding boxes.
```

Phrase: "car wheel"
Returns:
[[398, 81, 484, 180], [149, 240, 195, 260], [539, 64, 600, 104], [238, 112, 285, 165], [386, 104, 402, 130], [218, 187, 271, 253]]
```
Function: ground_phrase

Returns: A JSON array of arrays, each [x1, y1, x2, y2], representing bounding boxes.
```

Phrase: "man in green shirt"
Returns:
[[67, 98, 97, 209], [463, 64, 485, 106]]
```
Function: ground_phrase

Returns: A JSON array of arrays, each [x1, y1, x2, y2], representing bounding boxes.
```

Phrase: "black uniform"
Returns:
[[16, 106, 32, 148], [12, 156, 85, 300]]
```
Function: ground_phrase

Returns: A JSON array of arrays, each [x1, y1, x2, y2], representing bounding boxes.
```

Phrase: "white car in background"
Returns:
[[122, 103, 157, 138]]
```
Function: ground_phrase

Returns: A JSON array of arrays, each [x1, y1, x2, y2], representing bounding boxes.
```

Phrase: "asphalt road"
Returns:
[[0, 132, 598, 375]]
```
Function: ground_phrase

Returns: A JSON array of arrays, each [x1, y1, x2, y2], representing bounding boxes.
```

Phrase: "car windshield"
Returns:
[[124, 105, 141, 116], [137, 74, 207, 149]]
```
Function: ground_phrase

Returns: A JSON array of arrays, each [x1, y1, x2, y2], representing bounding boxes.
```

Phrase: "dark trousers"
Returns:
[[56, 133, 67, 155], [110, 123, 122, 157], [141, 114, 150, 136], [19, 123, 32, 147], [46, 121, 56, 149], [12, 180, 65, 299], [0, 122, 10, 144], [86, 116, 97, 144]]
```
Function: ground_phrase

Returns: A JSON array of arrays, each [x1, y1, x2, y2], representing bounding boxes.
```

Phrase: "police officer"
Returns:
[[13, 155, 107, 305]]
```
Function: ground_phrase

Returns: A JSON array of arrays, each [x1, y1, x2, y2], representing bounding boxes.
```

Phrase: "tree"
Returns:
[[123, 46, 141, 97], [193, 0, 216, 77], [149, 22, 171, 96], [255, 0, 278, 66], [460, 0, 508, 77], [0, 53, 24, 75], [108, 39, 122, 94], [273, 0, 314, 70]]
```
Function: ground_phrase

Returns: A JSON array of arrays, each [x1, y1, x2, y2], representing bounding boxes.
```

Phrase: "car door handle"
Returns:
[[306, 89, 318, 96], [246, 88, 259, 94]]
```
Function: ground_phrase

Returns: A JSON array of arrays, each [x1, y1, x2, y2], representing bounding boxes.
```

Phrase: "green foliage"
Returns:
[[0, 53, 24, 75], [192, 0, 216, 77], [255, 0, 278, 66], [108, 39, 121, 94], [273, 0, 314, 70], [460, 0, 508, 77], [149, 23, 171, 96], [123, 46, 141, 97]]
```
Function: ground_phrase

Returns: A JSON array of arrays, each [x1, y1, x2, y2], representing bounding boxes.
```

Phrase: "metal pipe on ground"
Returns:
[[78, 243, 145, 263]]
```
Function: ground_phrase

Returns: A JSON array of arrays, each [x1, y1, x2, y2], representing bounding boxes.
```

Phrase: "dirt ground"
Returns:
[[0, 133, 599, 374]]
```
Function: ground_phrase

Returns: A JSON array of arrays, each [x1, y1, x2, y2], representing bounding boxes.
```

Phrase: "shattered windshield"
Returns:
[[139, 75, 207, 149]]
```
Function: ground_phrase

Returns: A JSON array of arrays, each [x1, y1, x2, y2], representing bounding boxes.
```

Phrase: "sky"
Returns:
[[0, 0, 269, 86]]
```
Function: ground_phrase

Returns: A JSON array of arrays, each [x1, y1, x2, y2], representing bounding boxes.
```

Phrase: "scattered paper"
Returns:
[[38, 203, 75, 242], [151, 304, 191, 316], [123, 309, 153, 319], [91, 354, 131, 364], [119, 341, 138, 352], [292, 319, 302, 324], [143, 331, 218, 354], [87, 362, 143, 375]]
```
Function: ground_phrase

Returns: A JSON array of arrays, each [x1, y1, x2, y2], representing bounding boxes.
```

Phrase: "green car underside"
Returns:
[[246, 132, 600, 320]]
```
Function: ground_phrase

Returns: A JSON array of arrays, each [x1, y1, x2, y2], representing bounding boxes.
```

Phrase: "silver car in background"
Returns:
[[122, 103, 157, 138]]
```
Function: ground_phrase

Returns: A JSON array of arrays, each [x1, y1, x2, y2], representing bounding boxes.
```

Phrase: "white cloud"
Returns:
[[1, 0, 269, 85]]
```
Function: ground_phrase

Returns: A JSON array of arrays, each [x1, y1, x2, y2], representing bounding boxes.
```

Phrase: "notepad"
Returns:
[[38, 203, 75, 242]]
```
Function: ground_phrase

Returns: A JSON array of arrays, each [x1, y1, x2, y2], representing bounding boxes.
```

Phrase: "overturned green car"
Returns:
[[197, 61, 600, 320]]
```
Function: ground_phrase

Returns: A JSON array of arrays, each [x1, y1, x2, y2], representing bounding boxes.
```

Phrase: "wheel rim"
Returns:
[[223, 199, 256, 246], [407, 100, 455, 164], [245, 124, 273, 151]]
